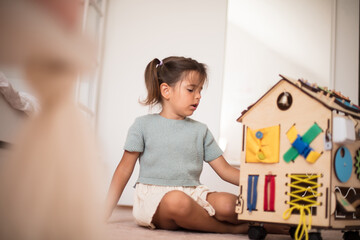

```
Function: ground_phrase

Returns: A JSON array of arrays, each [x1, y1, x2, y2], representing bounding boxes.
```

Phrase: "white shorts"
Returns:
[[132, 183, 215, 229]]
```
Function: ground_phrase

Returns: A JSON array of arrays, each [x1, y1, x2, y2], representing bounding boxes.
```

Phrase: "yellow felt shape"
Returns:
[[245, 125, 280, 163], [286, 125, 298, 143], [306, 151, 321, 164]]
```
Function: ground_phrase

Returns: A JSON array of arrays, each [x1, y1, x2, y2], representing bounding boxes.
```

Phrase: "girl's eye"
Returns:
[[187, 89, 194, 93]]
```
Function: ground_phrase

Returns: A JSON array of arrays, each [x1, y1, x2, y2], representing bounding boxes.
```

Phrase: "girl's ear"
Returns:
[[160, 83, 171, 100]]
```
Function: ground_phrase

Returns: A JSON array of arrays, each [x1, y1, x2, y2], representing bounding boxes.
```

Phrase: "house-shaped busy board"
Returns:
[[235, 75, 360, 240]]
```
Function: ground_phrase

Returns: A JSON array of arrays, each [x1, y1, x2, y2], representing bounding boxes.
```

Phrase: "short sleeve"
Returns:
[[124, 118, 144, 152], [203, 128, 223, 162]]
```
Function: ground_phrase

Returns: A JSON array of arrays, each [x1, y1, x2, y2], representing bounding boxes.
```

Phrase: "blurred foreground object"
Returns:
[[0, 0, 106, 239], [0, 72, 39, 115], [0, 0, 95, 69]]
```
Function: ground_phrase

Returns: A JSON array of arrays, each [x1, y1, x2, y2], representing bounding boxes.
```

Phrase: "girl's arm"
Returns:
[[208, 155, 239, 186], [104, 150, 140, 220]]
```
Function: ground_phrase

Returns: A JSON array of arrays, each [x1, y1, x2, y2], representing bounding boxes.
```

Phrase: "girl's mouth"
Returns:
[[191, 104, 198, 109]]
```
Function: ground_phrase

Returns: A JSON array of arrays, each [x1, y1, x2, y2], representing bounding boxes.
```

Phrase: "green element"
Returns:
[[258, 151, 266, 160], [318, 86, 331, 94], [341, 199, 349, 206], [355, 149, 360, 180], [284, 123, 323, 163]]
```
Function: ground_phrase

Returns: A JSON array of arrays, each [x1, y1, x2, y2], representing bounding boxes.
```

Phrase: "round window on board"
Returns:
[[277, 92, 293, 111]]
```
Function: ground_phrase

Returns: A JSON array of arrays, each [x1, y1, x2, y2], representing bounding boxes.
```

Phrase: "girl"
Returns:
[[105, 56, 247, 234]]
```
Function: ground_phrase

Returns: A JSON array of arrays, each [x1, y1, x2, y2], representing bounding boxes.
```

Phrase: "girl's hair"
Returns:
[[142, 56, 207, 106]]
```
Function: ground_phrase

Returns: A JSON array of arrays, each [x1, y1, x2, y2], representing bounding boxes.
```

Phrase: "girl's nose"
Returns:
[[196, 92, 201, 99]]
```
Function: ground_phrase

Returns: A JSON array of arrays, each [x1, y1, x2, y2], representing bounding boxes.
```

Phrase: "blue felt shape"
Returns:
[[335, 147, 353, 183], [255, 131, 263, 139], [292, 135, 312, 158], [247, 175, 258, 212]]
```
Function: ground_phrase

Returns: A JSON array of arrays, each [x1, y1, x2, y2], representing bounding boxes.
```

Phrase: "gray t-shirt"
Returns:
[[124, 114, 223, 186]]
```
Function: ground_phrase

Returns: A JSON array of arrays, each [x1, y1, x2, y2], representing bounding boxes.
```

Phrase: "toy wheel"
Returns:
[[289, 226, 297, 239], [308, 232, 322, 240], [343, 231, 360, 240], [289, 227, 322, 240], [248, 226, 267, 240]]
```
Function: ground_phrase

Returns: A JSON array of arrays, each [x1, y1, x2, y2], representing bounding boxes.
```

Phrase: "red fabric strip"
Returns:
[[264, 175, 275, 211]]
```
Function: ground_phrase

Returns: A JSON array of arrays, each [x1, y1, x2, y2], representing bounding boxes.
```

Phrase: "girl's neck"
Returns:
[[159, 110, 186, 120]]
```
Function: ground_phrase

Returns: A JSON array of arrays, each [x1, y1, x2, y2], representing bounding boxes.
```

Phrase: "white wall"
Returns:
[[334, 0, 359, 104], [220, 0, 359, 163], [98, 0, 233, 205]]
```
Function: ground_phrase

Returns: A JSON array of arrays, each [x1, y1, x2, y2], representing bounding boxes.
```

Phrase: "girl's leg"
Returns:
[[206, 192, 241, 224], [151, 190, 248, 234], [207, 192, 290, 234]]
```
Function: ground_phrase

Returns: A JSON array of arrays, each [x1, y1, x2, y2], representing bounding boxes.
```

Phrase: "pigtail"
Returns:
[[142, 58, 162, 106]]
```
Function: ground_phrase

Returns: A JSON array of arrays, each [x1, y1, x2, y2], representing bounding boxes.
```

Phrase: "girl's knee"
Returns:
[[161, 191, 193, 217], [209, 193, 237, 218], [219, 198, 236, 217]]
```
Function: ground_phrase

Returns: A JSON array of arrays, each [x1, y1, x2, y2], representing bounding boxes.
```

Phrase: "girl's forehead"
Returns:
[[181, 71, 204, 86]]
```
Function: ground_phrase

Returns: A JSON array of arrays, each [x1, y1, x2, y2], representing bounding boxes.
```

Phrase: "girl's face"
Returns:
[[164, 71, 204, 119]]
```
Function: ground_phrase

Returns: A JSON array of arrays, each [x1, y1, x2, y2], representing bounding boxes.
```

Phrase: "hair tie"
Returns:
[[156, 60, 163, 68]]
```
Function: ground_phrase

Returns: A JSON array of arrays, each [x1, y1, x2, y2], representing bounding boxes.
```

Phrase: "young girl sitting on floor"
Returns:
[[105, 56, 248, 234]]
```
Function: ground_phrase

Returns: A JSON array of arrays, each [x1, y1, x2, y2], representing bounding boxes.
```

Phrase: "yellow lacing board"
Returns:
[[283, 174, 321, 240]]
